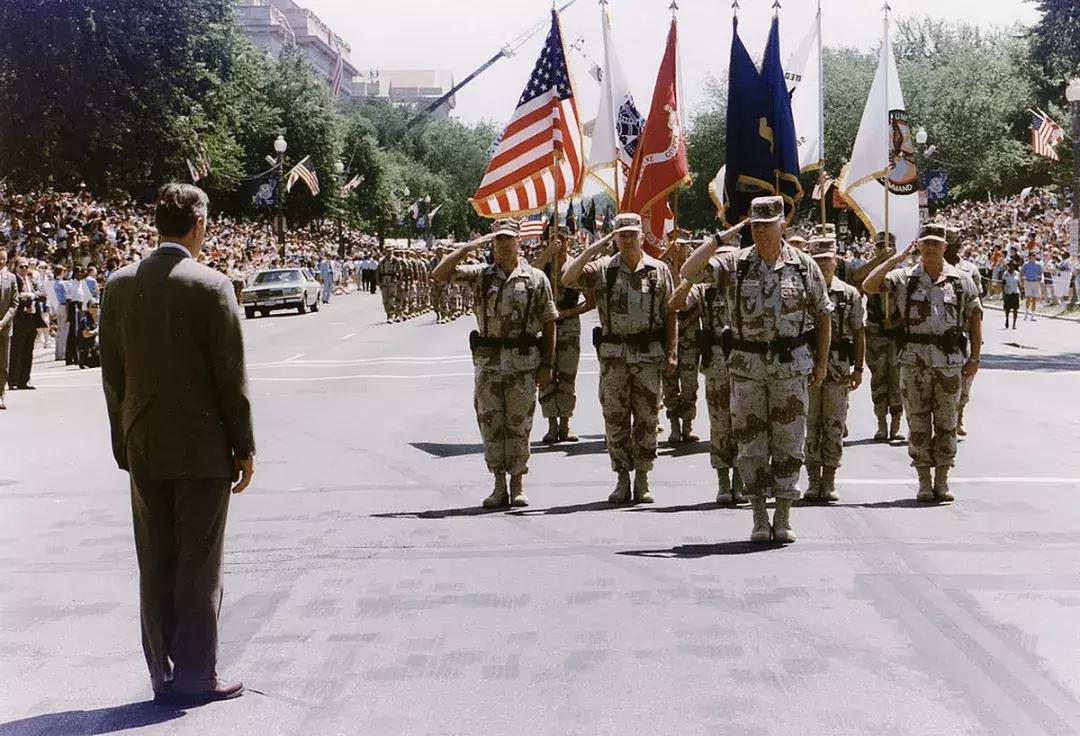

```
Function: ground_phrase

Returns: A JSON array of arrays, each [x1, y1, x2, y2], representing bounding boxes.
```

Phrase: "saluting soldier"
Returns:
[[661, 237, 702, 444], [945, 226, 982, 437], [863, 223, 982, 503], [685, 196, 832, 543], [532, 227, 596, 444], [562, 213, 677, 505], [432, 220, 557, 508], [802, 226, 865, 503], [852, 232, 905, 441], [670, 226, 745, 504]]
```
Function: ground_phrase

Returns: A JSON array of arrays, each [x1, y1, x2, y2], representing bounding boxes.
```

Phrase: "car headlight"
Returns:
[[286, 287, 303, 296]]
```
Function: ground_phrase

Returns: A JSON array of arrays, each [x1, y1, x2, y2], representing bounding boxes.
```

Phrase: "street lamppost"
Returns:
[[274, 133, 288, 260], [915, 126, 929, 223], [1066, 80, 1080, 269], [332, 160, 346, 259]]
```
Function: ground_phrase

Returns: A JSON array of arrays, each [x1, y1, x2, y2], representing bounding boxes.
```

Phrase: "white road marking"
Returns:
[[340, 333, 356, 341], [282, 353, 306, 363]]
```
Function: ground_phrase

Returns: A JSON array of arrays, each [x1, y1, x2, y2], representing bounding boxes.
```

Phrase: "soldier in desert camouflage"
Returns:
[[863, 222, 982, 503], [660, 237, 702, 444], [432, 220, 557, 508]]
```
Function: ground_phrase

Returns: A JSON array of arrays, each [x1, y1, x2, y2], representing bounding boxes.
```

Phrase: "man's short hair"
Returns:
[[155, 183, 208, 238]]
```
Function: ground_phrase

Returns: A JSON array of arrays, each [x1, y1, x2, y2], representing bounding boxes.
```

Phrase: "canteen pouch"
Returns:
[[592, 325, 603, 349], [720, 328, 733, 359], [468, 329, 480, 353]]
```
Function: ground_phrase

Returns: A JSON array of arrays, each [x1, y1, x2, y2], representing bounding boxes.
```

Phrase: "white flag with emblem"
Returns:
[[785, 6, 824, 173]]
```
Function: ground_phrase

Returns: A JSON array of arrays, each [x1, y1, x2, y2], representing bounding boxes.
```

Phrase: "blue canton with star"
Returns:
[[517, 14, 572, 106]]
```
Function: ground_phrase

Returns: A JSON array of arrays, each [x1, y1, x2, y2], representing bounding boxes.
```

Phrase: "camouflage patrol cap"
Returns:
[[491, 219, 520, 238], [945, 225, 962, 249], [808, 224, 837, 258], [787, 233, 808, 248], [748, 195, 785, 224], [918, 223, 948, 243], [874, 231, 897, 249], [612, 212, 643, 234]]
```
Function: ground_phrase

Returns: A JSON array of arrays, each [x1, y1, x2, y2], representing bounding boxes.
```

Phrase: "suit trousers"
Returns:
[[8, 322, 36, 389], [0, 327, 10, 392], [130, 475, 231, 693], [54, 308, 69, 361]]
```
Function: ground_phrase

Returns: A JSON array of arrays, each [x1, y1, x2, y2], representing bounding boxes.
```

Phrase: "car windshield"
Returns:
[[253, 270, 301, 285]]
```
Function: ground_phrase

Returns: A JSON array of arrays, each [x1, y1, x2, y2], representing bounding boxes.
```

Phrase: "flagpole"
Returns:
[[817, 0, 827, 227], [599, 0, 621, 209], [882, 2, 891, 246], [551, 148, 562, 306], [670, 0, 680, 249]]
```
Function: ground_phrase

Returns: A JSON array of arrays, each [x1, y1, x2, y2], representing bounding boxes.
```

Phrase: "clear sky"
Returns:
[[302, 0, 1040, 126]]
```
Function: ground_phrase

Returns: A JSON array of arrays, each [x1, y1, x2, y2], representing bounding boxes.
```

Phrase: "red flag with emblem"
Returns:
[[620, 18, 690, 256]]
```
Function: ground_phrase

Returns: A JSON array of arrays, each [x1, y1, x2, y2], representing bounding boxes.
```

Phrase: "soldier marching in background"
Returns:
[[533, 227, 596, 444], [563, 213, 677, 506], [863, 223, 982, 504], [432, 220, 557, 509], [945, 226, 982, 437], [802, 226, 866, 504], [670, 227, 745, 505], [660, 237, 702, 444], [853, 232, 906, 442]]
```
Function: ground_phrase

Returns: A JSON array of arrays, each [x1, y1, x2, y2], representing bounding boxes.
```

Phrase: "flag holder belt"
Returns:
[[469, 330, 540, 355], [728, 331, 816, 363], [593, 328, 666, 349], [830, 338, 854, 363], [899, 331, 968, 355]]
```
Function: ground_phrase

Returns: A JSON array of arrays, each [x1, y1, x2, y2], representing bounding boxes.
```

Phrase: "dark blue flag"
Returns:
[[722, 18, 772, 227], [760, 15, 804, 216], [252, 177, 278, 208]]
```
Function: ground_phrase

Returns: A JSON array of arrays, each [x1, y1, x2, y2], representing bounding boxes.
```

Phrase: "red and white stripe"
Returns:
[[471, 93, 583, 218], [519, 217, 548, 241], [286, 156, 320, 196]]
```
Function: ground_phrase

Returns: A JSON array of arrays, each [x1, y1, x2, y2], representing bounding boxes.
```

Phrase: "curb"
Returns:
[[981, 301, 1080, 323]]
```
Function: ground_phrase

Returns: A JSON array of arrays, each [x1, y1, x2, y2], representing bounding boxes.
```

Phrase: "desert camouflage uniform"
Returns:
[[686, 270, 735, 471], [450, 260, 557, 476], [376, 254, 398, 322], [805, 276, 864, 469], [956, 259, 982, 416], [577, 253, 673, 472], [538, 261, 585, 420], [883, 262, 981, 469], [715, 244, 832, 499], [865, 285, 903, 426], [662, 298, 701, 426]]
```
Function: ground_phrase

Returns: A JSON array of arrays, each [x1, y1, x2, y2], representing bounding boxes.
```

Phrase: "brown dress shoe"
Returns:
[[160, 680, 244, 706]]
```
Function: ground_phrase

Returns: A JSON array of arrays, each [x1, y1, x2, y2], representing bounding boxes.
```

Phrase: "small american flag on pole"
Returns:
[[329, 47, 345, 97], [186, 155, 211, 183], [519, 215, 549, 241], [338, 174, 362, 197], [286, 155, 320, 196], [470, 10, 584, 218], [1031, 111, 1065, 161]]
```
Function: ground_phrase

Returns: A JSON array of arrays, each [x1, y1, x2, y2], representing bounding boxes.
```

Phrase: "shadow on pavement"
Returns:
[[531, 440, 609, 457], [371, 506, 502, 519], [834, 498, 942, 509], [0, 700, 184, 735], [507, 500, 620, 516], [658, 440, 709, 458], [409, 442, 484, 459], [628, 502, 731, 514], [618, 541, 786, 558], [843, 437, 891, 448], [980, 351, 1080, 372], [412, 435, 610, 459]]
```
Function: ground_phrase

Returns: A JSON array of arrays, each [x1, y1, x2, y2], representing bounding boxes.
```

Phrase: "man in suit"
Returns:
[[7, 257, 47, 398], [0, 247, 18, 409], [100, 183, 255, 707]]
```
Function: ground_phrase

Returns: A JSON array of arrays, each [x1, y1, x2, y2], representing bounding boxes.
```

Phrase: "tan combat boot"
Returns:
[[509, 475, 529, 507], [558, 416, 578, 442], [803, 464, 823, 502], [715, 469, 733, 505], [933, 466, 954, 502], [916, 467, 935, 502], [750, 496, 772, 543], [541, 418, 559, 444], [682, 420, 699, 442], [731, 468, 747, 505], [956, 408, 967, 437], [667, 418, 682, 444], [821, 467, 839, 502], [608, 471, 632, 504], [874, 412, 888, 441], [482, 474, 509, 509], [889, 411, 905, 441], [772, 498, 796, 544], [633, 470, 654, 504]]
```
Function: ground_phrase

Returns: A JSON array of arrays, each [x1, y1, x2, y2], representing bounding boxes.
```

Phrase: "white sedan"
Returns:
[[240, 268, 321, 318]]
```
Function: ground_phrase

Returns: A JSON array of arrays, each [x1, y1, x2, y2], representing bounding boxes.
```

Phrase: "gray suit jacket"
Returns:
[[100, 247, 255, 479], [0, 270, 17, 335]]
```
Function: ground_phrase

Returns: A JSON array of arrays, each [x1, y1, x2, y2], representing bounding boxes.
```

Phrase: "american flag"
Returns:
[[329, 48, 345, 98], [812, 171, 834, 201], [519, 215, 548, 241], [186, 156, 210, 183], [470, 10, 584, 218], [338, 174, 362, 197], [1031, 112, 1065, 161], [286, 155, 320, 196]]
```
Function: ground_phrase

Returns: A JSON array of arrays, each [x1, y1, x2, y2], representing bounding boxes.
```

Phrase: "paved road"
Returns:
[[2, 289, 1080, 735]]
